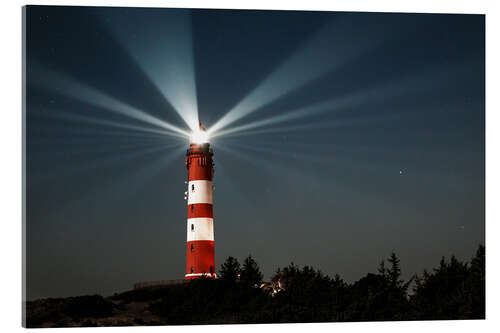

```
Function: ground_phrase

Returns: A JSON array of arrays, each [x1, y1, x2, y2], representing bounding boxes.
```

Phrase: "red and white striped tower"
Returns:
[[184, 123, 216, 279]]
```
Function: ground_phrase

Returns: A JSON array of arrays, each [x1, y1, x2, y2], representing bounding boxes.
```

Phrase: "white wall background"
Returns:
[[1, 1, 499, 333]]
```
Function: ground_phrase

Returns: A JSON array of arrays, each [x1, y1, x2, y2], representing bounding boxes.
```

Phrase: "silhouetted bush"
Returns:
[[409, 245, 485, 320], [26, 298, 67, 327], [26, 295, 115, 327], [63, 295, 115, 320]]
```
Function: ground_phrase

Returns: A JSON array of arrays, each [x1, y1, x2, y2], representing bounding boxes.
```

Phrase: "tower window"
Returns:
[[191, 184, 195, 192], [190, 267, 194, 273], [190, 244, 194, 252], [191, 204, 194, 212], [191, 224, 194, 231], [209, 266, 213, 274]]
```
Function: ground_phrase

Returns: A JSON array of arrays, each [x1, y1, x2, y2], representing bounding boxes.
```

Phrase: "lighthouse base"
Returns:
[[185, 240, 215, 279], [184, 273, 217, 280]]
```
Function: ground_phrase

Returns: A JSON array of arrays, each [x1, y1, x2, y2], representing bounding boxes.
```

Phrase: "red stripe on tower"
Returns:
[[185, 124, 216, 279], [187, 203, 213, 219]]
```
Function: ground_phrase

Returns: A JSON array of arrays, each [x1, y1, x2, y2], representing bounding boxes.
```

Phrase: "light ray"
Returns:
[[215, 142, 322, 187], [215, 142, 281, 176], [30, 127, 177, 146], [115, 146, 187, 201], [30, 64, 190, 137], [101, 8, 199, 130], [29, 142, 185, 187], [212, 99, 339, 138], [42, 145, 187, 222], [212, 111, 406, 140], [209, 17, 395, 134], [226, 134, 396, 154], [34, 107, 187, 141], [211, 62, 470, 139], [209, 156, 256, 210], [221, 141, 314, 162], [30, 139, 182, 160], [218, 139, 408, 180]]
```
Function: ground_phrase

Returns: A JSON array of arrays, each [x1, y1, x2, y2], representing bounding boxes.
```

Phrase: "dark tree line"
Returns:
[[149, 246, 485, 324], [410, 245, 485, 320], [26, 246, 485, 327]]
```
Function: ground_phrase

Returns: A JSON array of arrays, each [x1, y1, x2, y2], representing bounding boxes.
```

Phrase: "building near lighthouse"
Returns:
[[184, 123, 216, 279]]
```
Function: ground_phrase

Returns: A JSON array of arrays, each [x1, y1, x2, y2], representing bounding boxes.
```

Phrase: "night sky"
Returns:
[[25, 6, 484, 300]]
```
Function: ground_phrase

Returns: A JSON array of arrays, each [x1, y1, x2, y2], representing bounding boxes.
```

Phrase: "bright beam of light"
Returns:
[[212, 102, 402, 140], [38, 107, 187, 141], [208, 156, 256, 209], [215, 142, 283, 175], [223, 140, 396, 166], [102, 8, 199, 130], [213, 122, 330, 140], [29, 138, 178, 158], [223, 140, 320, 162], [212, 92, 382, 139], [30, 142, 184, 187], [216, 142, 321, 186], [114, 146, 187, 201], [218, 140, 401, 184], [31, 126, 179, 145], [209, 17, 393, 134], [212, 62, 469, 139], [190, 129, 209, 144], [216, 113, 408, 141], [44, 145, 186, 220], [212, 99, 339, 139], [30, 64, 190, 137]]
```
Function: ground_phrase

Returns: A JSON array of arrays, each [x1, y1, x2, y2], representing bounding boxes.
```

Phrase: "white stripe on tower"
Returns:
[[187, 180, 213, 205], [186, 218, 214, 241]]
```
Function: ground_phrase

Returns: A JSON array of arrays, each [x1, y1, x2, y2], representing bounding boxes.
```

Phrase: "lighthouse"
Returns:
[[184, 123, 216, 279]]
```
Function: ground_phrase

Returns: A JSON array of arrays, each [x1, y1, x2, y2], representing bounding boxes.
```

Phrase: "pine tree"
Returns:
[[387, 252, 401, 287], [219, 256, 241, 282], [378, 260, 387, 277], [470, 245, 485, 280], [240, 255, 264, 287], [469, 244, 485, 318]]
